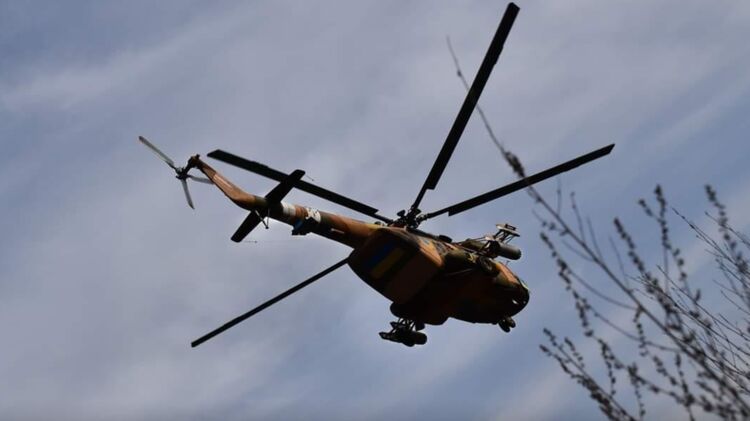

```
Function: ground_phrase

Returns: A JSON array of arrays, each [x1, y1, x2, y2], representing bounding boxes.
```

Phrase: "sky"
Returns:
[[1, 0, 749, 419]]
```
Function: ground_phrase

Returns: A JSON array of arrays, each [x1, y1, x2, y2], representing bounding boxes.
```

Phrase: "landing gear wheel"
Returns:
[[412, 331, 427, 345], [498, 316, 516, 333], [379, 318, 428, 347]]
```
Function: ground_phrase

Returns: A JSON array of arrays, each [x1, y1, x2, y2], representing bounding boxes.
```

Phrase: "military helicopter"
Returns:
[[139, 3, 614, 347]]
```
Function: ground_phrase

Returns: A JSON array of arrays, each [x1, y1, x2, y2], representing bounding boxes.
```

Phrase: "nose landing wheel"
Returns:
[[498, 316, 516, 333], [379, 318, 427, 347]]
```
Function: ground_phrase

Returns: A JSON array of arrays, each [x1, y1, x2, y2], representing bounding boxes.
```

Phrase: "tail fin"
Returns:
[[231, 170, 305, 242]]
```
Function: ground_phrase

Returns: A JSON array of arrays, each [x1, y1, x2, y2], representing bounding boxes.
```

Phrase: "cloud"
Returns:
[[1, 0, 749, 419], [0, 6, 246, 111]]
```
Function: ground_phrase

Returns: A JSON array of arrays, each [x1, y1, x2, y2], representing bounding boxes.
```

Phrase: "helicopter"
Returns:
[[139, 3, 614, 347]]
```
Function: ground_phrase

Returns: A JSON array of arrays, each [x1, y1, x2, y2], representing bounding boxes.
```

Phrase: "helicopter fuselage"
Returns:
[[349, 226, 529, 325], [195, 156, 529, 327]]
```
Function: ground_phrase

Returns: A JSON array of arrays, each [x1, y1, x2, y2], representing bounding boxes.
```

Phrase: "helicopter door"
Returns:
[[348, 228, 441, 303]]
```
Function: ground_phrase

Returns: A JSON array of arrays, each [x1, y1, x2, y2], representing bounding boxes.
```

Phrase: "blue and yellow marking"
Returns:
[[368, 243, 407, 280]]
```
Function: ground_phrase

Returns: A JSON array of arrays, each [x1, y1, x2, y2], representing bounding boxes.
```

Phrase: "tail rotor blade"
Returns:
[[138, 136, 178, 170], [180, 178, 195, 209], [191, 258, 349, 347]]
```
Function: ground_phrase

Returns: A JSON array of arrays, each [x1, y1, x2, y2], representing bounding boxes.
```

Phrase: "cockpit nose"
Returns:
[[511, 278, 530, 313]]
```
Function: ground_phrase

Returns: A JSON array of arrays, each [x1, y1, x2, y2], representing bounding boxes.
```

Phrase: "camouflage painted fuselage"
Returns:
[[195, 157, 529, 326], [349, 227, 529, 325]]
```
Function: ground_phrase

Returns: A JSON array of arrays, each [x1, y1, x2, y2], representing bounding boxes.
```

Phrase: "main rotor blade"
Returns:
[[208, 150, 392, 224], [422, 144, 615, 220], [180, 178, 195, 209], [191, 258, 349, 348], [138, 136, 177, 170], [410, 3, 520, 212]]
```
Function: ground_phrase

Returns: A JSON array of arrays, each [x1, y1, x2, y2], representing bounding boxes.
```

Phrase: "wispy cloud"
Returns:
[[1, 0, 749, 419]]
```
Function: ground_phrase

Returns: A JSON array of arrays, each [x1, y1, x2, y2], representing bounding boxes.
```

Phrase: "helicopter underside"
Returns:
[[348, 227, 529, 346], [387, 268, 528, 325]]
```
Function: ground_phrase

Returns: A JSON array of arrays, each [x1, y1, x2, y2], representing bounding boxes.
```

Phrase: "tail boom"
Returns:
[[189, 155, 378, 248]]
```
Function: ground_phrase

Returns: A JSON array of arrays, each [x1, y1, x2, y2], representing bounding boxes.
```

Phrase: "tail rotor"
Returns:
[[138, 136, 211, 209]]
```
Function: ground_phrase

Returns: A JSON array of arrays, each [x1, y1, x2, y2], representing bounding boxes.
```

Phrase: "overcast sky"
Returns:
[[2, 1, 750, 419]]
